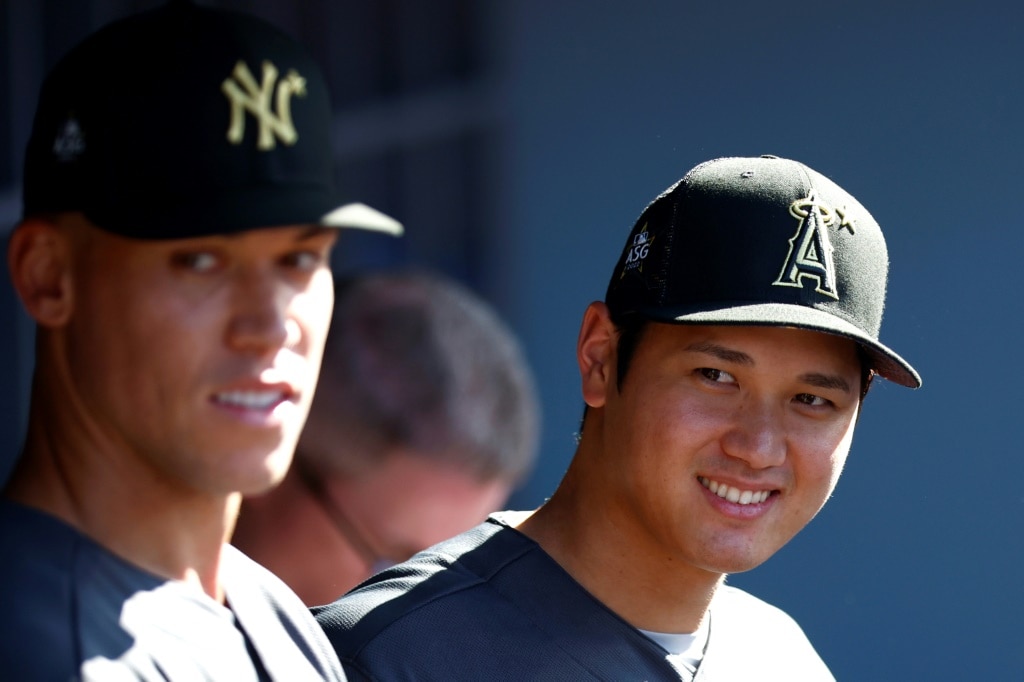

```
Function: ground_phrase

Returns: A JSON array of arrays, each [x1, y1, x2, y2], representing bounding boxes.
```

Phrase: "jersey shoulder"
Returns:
[[0, 501, 130, 678], [698, 584, 835, 681], [224, 545, 346, 681], [315, 515, 678, 681]]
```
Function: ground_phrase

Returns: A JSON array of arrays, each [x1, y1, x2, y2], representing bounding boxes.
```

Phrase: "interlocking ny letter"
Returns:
[[222, 60, 307, 150]]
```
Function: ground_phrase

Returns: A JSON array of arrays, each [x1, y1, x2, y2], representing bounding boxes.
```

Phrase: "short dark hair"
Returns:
[[607, 311, 649, 391]]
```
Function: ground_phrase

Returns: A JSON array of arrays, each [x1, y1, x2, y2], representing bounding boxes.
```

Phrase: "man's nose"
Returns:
[[719, 399, 787, 469], [225, 270, 295, 355]]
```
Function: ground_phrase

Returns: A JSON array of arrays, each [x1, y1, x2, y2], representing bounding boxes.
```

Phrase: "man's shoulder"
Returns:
[[224, 545, 347, 681], [313, 517, 553, 674], [0, 502, 343, 680], [711, 583, 805, 623], [701, 584, 834, 681], [314, 517, 681, 680], [0, 502, 73, 675], [0, 500, 107, 622], [0, 499, 82, 560], [314, 517, 517, 632], [0, 500, 153, 676]]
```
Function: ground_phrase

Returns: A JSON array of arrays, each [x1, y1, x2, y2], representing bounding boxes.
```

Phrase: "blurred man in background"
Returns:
[[0, 1, 401, 678], [234, 269, 539, 605]]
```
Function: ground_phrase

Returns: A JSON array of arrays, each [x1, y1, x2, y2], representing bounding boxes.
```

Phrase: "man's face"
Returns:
[[272, 449, 510, 604], [327, 452, 511, 568], [63, 216, 337, 498], [584, 317, 861, 577]]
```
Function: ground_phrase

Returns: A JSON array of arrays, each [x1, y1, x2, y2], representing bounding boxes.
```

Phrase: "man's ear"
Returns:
[[577, 301, 617, 409], [7, 218, 74, 328]]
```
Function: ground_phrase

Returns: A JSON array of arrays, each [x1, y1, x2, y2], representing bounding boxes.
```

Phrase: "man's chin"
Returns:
[[232, 446, 295, 497], [699, 547, 781, 577]]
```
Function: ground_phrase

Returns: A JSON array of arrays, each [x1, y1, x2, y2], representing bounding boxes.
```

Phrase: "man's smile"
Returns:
[[698, 476, 773, 505]]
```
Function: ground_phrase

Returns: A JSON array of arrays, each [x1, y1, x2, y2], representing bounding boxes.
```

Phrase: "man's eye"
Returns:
[[173, 252, 218, 272], [282, 251, 323, 271], [794, 393, 830, 407], [698, 368, 735, 384]]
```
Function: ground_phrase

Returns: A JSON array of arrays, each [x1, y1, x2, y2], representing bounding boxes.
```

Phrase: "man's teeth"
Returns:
[[216, 390, 283, 409], [699, 477, 770, 505]]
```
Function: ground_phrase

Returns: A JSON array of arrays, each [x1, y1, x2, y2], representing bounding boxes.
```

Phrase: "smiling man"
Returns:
[[0, 2, 399, 679], [313, 155, 920, 680]]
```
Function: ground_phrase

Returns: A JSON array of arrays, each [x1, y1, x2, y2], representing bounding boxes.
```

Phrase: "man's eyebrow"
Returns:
[[294, 226, 335, 241], [219, 226, 334, 241], [799, 373, 852, 394], [684, 341, 754, 366], [685, 340, 854, 394]]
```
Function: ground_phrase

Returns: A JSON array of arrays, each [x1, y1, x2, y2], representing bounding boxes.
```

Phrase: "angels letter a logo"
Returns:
[[772, 193, 839, 299], [222, 60, 307, 150]]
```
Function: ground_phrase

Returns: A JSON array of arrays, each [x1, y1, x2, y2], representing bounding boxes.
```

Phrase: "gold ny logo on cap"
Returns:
[[773, 193, 843, 299], [222, 60, 306, 150]]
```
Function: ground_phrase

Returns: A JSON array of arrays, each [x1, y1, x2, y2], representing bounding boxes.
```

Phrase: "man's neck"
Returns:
[[6, 434, 237, 602], [515, 469, 723, 634]]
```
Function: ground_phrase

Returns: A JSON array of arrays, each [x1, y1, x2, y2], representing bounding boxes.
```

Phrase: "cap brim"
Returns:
[[320, 202, 403, 235], [639, 302, 921, 388], [81, 189, 403, 240]]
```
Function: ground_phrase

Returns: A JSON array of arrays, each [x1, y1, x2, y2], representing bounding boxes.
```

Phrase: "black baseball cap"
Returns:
[[21, 0, 402, 239], [606, 155, 920, 388]]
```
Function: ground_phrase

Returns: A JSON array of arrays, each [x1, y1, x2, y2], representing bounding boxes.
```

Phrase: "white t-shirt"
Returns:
[[639, 616, 710, 679]]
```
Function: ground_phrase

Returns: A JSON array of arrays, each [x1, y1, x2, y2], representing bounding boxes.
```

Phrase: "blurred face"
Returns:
[[63, 216, 337, 497], [239, 452, 509, 606], [584, 316, 861, 576], [326, 453, 511, 569]]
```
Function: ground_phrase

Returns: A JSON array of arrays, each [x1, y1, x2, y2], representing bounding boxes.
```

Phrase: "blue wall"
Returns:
[[4, 1, 1021, 678], [499, 1, 1024, 679]]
